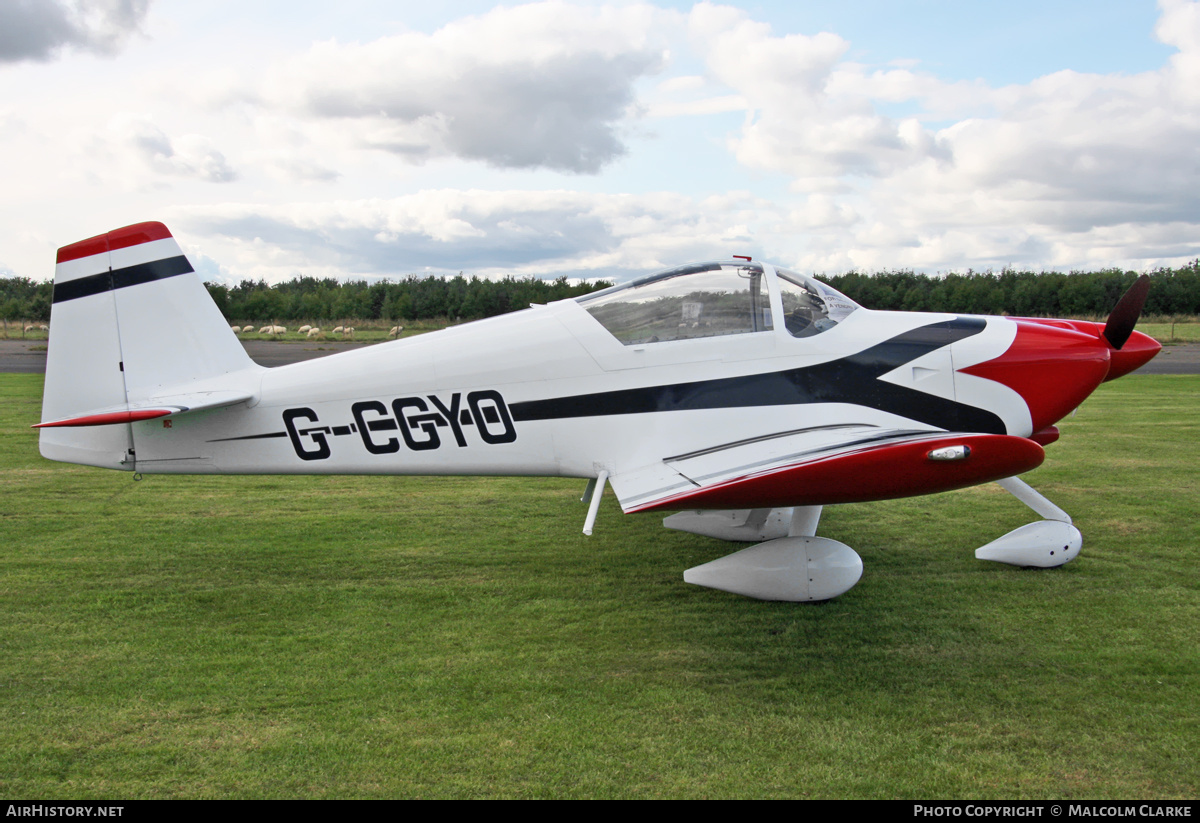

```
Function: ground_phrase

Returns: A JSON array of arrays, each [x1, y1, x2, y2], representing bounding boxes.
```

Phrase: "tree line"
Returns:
[[1, 263, 1197, 323], [821, 263, 1200, 317], [204, 274, 612, 323]]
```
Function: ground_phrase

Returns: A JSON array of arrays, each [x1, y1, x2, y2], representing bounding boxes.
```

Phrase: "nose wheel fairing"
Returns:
[[974, 475, 1082, 568]]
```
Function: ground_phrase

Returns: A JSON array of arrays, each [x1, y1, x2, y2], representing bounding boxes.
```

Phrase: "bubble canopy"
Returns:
[[576, 262, 859, 346]]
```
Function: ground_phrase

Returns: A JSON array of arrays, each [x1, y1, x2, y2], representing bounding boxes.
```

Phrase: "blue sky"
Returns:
[[1, 1, 1196, 284], [768, 2, 1170, 82]]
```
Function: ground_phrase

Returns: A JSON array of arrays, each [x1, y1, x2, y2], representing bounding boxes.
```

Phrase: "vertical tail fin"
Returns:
[[39, 222, 258, 469]]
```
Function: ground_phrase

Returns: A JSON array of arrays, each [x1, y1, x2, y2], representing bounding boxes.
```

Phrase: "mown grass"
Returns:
[[0, 375, 1196, 798], [1137, 319, 1200, 344]]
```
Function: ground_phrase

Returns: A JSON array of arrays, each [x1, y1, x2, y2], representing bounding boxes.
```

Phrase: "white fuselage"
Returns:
[[127, 287, 1028, 483]]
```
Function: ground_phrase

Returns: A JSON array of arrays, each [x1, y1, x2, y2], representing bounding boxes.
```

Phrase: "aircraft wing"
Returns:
[[609, 425, 1046, 513]]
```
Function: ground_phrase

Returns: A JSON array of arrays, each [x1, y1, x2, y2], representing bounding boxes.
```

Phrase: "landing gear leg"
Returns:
[[975, 476, 1082, 568]]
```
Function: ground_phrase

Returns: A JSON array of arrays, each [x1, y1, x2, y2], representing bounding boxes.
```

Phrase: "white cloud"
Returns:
[[677, 0, 1200, 272], [1157, 0, 1200, 97], [246, 2, 673, 174], [6, 1, 1200, 286], [687, 3, 952, 185], [262, 156, 340, 185], [0, 0, 151, 63], [92, 115, 237, 185], [170, 189, 774, 284]]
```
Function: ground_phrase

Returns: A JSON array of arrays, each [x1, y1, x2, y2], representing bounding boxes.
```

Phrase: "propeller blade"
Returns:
[[1102, 274, 1151, 350]]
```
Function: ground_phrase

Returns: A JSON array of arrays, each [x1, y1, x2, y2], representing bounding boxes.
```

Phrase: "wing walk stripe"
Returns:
[[510, 317, 1004, 434], [52, 255, 194, 304]]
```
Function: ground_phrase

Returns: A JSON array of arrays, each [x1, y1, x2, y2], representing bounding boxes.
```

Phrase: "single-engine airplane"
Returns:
[[37, 222, 1161, 601]]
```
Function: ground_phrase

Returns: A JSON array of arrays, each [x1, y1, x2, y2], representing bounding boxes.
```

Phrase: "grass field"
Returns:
[[1137, 319, 1200, 344], [1, 374, 1196, 799]]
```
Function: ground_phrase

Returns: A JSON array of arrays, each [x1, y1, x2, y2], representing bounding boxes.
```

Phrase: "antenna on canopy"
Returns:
[[733, 255, 752, 261]]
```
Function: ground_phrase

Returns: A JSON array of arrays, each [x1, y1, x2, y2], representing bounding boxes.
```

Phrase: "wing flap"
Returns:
[[608, 461, 697, 513]]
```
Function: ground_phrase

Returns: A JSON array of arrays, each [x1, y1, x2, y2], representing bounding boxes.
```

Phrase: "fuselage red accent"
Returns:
[[960, 320, 1112, 434], [1007, 318, 1161, 382]]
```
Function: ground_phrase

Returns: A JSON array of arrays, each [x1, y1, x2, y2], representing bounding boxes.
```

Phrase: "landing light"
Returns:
[[928, 445, 970, 461]]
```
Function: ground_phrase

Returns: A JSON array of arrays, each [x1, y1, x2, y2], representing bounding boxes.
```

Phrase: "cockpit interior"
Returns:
[[576, 261, 859, 346]]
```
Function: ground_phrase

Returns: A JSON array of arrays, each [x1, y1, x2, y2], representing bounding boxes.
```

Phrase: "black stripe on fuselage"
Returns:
[[53, 256, 195, 304], [207, 432, 288, 443], [509, 317, 1007, 434]]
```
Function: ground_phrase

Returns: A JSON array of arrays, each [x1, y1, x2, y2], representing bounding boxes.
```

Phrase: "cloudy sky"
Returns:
[[1, 0, 1197, 285]]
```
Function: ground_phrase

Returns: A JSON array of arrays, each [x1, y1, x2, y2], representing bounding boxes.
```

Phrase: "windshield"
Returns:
[[578, 262, 772, 345], [774, 268, 859, 338]]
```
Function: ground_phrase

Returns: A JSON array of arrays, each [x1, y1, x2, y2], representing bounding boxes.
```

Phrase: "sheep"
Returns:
[[388, 325, 404, 338], [231, 325, 242, 333], [258, 326, 272, 334], [298, 325, 311, 334], [271, 325, 287, 334], [332, 326, 344, 334], [24, 324, 37, 332], [242, 325, 255, 333], [39, 324, 48, 331], [343, 326, 354, 338], [306, 327, 321, 338]]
